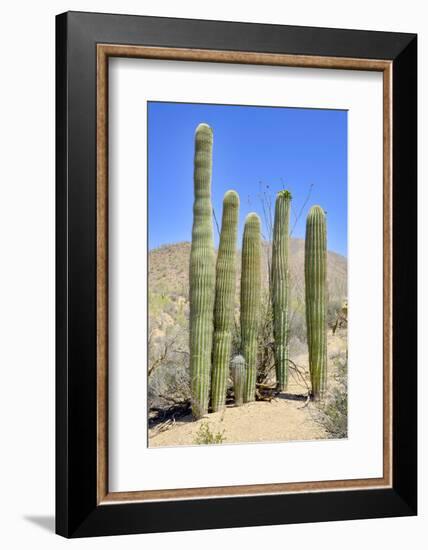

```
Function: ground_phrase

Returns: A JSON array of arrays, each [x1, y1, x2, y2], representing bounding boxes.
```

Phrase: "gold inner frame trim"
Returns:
[[96, 44, 393, 504]]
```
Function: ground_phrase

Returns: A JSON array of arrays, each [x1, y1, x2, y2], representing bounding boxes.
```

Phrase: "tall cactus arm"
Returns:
[[241, 213, 262, 403], [211, 190, 240, 412], [189, 123, 216, 418], [304, 205, 328, 400], [272, 190, 292, 391]]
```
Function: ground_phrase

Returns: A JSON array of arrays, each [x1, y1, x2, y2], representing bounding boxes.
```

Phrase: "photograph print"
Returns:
[[147, 101, 348, 448]]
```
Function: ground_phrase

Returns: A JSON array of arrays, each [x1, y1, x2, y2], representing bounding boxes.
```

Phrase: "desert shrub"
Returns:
[[288, 335, 306, 356], [193, 423, 225, 445], [148, 323, 190, 410], [318, 388, 348, 438], [149, 291, 170, 317], [256, 288, 275, 385], [148, 360, 190, 410], [289, 308, 306, 343], [314, 354, 348, 438], [175, 302, 189, 327], [327, 299, 343, 329]]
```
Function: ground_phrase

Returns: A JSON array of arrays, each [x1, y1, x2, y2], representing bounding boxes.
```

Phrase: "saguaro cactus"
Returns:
[[272, 190, 292, 391], [305, 205, 327, 400], [189, 123, 215, 418], [231, 355, 246, 407], [211, 190, 240, 412], [241, 213, 262, 403]]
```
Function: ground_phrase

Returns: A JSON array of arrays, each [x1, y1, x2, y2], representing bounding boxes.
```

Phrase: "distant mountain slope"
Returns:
[[148, 239, 347, 304]]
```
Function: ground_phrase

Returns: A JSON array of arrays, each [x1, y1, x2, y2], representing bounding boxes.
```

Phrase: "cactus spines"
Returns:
[[211, 190, 240, 412], [231, 355, 246, 407], [272, 190, 292, 391], [305, 205, 327, 400], [189, 123, 215, 419], [241, 213, 262, 403]]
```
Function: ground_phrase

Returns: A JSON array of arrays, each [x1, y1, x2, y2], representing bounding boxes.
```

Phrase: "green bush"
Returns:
[[193, 422, 225, 445]]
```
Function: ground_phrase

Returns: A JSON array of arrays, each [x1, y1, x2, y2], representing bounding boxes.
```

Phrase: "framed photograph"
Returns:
[[56, 11, 417, 538]]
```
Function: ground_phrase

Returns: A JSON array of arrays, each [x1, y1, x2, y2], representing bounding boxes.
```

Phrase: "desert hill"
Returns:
[[148, 239, 347, 305]]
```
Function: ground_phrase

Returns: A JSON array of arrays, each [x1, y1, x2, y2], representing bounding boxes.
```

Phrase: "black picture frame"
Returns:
[[56, 10, 417, 538]]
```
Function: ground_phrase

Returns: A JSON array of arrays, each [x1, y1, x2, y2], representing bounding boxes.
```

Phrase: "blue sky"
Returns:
[[148, 102, 347, 256]]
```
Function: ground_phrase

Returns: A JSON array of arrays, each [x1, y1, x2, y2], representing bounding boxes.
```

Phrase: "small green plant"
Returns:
[[194, 422, 226, 445]]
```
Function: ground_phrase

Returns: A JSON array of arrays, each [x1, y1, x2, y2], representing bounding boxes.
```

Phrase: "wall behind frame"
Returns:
[[0, 0, 424, 548]]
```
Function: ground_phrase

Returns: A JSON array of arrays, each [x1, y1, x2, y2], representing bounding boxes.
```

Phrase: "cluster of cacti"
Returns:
[[304, 205, 327, 400], [230, 355, 246, 407], [241, 213, 262, 403], [188, 122, 328, 419], [211, 190, 239, 412], [189, 123, 216, 419], [271, 190, 292, 391]]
